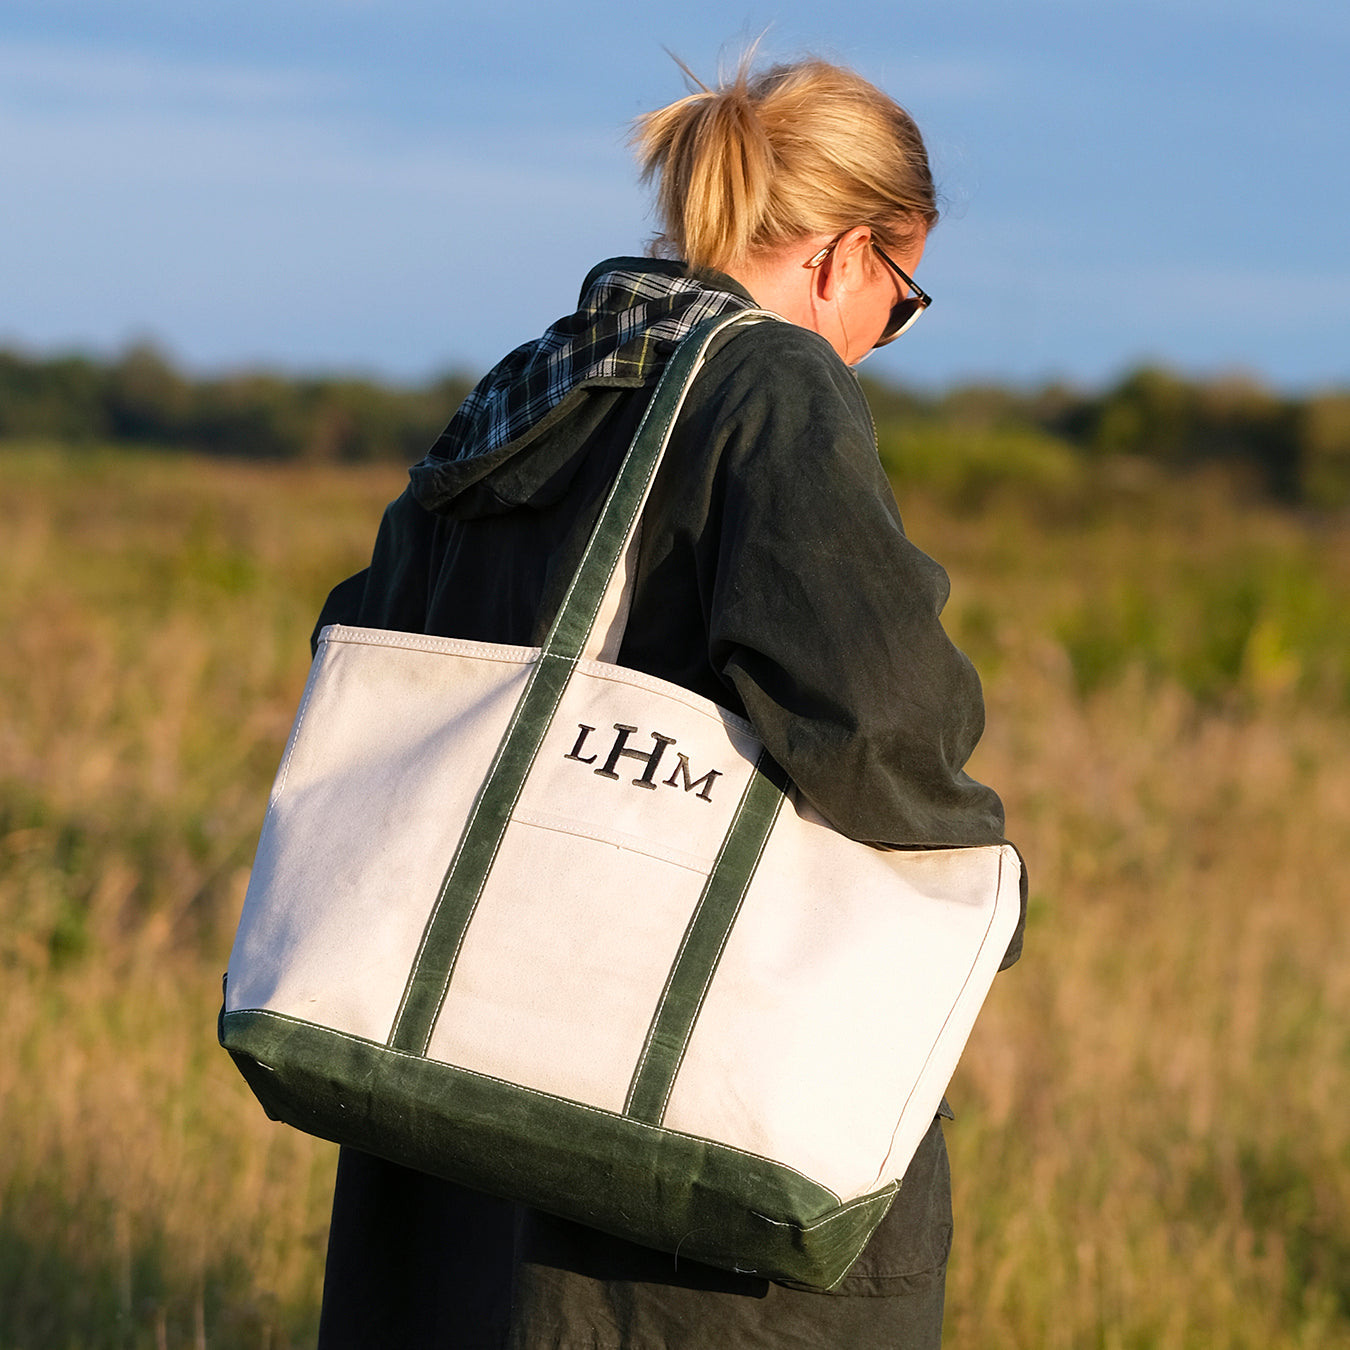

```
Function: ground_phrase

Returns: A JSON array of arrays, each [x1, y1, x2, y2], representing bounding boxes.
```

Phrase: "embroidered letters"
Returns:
[[565, 724, 722, 803]]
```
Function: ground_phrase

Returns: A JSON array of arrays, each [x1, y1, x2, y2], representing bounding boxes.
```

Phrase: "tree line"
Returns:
[[0, 343, 475, 466], [864, 368, 1350, 509], [2, 341, 1347, 507]]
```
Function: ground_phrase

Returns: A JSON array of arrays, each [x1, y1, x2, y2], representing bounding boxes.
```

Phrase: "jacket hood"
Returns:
[[409, 258, 753, 518]]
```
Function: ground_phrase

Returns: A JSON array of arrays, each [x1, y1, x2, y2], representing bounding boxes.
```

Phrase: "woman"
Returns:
[[315, 55, 1022, 1350]]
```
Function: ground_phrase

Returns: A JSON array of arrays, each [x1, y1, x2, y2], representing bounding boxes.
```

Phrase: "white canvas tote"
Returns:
[[220, 311, 1022, 1290]]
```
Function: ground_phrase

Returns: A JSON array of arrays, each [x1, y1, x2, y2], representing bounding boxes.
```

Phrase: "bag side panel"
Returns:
[[226, 636, 532, 1042], [663, 827, 1021, 1200]]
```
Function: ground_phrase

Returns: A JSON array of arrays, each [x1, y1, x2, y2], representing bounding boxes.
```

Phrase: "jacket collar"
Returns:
[[423, 258, 754, 469]]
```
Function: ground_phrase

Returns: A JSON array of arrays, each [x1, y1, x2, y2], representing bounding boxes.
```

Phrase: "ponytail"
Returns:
[[633, 55, 938, 272]]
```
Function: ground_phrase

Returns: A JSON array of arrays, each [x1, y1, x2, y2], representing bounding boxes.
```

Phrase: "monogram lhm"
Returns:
[[564, 723, 722, 803]]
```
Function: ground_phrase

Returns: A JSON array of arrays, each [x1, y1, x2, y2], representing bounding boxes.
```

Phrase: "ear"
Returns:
[[816, 226, 874, 302]]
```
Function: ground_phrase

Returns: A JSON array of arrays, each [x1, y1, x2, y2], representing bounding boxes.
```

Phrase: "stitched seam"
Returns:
[[226, 1008, 884, 1207], [869, 846, 1012, 1188], [590, 516, 643, 665], [319, 624, 539, 664], [509, 812, 713, 875], [387, 648, 551, 1044], [270, 638, 328, 800]]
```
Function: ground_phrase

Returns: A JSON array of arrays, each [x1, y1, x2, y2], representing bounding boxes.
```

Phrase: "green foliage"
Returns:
[[876, 419, 1084, 509], [873, 363, 1350, 507], [0, 349, 110, 439], [1298, 392, 1350, 509], [5, 344, 1350, 508], [1051, 532, 1348, 707], [1064, 366, 1303, 498], [0, 342, 475, 463]]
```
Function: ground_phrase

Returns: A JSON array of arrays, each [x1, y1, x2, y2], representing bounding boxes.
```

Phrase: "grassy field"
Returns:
[[2, 441, 1348, 1348]]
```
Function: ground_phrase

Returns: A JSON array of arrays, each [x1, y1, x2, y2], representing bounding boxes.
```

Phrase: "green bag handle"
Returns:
[[543, 310, 772, 664], [388, 311, 789, 1130]]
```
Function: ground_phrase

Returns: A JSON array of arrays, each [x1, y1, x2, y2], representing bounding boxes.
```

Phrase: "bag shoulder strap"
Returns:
[[387, 308, 777, 1057], [539, 309, 777, 665]]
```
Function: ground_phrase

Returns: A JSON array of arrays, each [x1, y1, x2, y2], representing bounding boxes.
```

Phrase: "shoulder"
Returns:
[[701, 316, 867, 412], [677, 316, 882, 487]]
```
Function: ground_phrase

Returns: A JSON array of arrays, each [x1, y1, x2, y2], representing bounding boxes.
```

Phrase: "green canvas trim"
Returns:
[[623, 751, 789, 1124], [388, 312, 772, 1056], [221, 1007, 897, 1289], [541, 315, 763, 662]]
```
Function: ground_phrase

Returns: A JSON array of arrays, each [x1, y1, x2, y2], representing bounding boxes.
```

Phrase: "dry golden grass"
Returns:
[[2, 443, 1348, 1348], [0, 446, 398, 1347], [928, 483, 1350, 1349]]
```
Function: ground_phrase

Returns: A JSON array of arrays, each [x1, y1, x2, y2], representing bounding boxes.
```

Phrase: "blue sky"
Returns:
[[1, 1, 1346, 391]]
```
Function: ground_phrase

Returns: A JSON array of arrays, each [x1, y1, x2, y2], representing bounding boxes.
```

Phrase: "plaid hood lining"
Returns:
[[428, 261, 754, 466]]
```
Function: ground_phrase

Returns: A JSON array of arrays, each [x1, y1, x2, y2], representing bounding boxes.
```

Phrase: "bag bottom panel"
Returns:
[[220, 1007, 896, 1290]]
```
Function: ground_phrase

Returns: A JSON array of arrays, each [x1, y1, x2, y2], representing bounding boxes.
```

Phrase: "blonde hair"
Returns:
[[632, 56, 938, 273]]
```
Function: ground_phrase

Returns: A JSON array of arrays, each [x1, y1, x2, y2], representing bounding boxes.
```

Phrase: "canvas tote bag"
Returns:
[[220, 310, 1022, 1290]]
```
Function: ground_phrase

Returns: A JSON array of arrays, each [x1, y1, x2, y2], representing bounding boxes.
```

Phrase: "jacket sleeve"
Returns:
[[309, 487, 438, 655], [694, 324, 1008, 855]]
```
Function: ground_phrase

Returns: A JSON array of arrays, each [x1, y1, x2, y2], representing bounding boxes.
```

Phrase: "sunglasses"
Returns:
[[804, 235, 932, 347]]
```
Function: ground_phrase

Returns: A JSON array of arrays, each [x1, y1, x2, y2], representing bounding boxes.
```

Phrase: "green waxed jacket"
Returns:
[[314, 260, 1023, 1350]]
